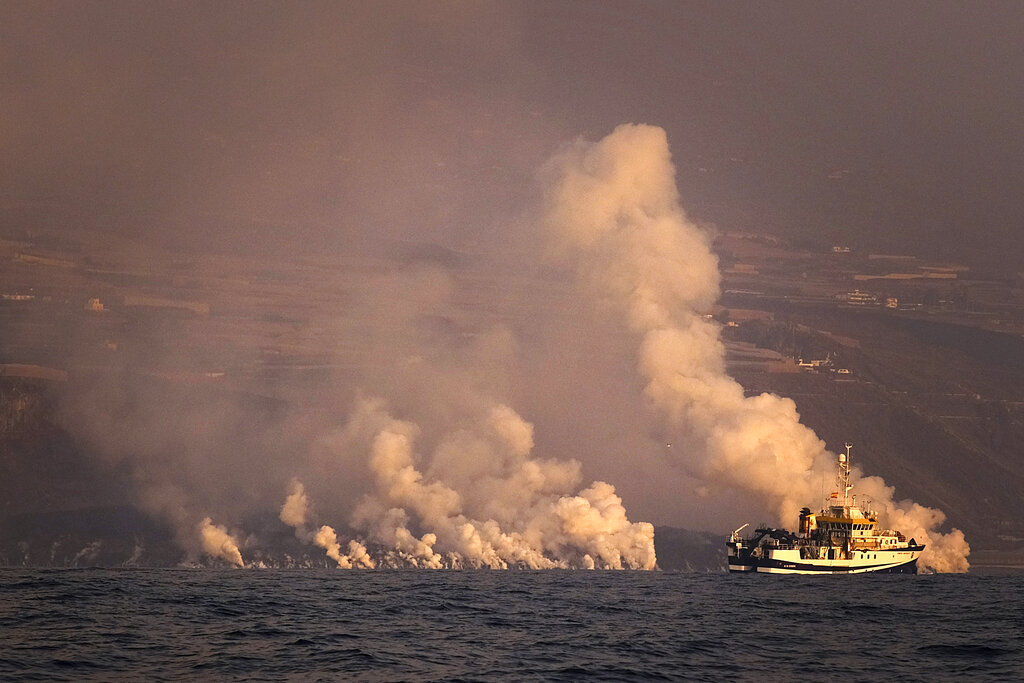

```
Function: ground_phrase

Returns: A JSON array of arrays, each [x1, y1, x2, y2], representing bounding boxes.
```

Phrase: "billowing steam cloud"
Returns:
[[311, 525, 375, 569], [322, 397, 656, 569], [280, 478, 310, 534], [279, 479, 374, 568], [540, 123, 970, 573], [198, 517, 244, 567], [38, 121, 967, 574]]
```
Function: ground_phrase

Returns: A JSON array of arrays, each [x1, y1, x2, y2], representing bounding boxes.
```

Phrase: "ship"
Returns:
[[727, 443, 924, 574]]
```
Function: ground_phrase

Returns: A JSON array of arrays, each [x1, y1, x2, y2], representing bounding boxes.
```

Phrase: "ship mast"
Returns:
[[838, 442, 854, 507]]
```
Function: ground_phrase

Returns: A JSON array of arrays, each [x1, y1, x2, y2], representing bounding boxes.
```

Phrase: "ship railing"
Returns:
[[764, 542, 797, 550]]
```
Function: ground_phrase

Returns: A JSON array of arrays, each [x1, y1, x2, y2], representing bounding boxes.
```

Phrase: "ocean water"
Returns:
[[1, 569, 1021, 681]]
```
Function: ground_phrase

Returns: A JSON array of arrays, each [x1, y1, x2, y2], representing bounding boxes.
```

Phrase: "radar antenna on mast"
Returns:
[[838, 442, 854, 506]]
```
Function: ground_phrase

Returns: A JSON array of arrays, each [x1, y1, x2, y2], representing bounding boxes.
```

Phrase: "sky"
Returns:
[[3, 0, 1023, 267]]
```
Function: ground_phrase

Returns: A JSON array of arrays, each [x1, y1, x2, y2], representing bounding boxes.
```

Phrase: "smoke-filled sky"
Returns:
[[3, 0, 1023, 266]]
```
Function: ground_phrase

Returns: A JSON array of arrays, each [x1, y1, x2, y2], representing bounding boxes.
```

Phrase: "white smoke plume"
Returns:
[[351, 500, 445, 569], [280, 478, 311, 539], [70, 540, 102, 567], [540, 123, 970, 573], [197, 516, 244, 567], [279, 479, 375, 568], [312, 525, 344, 566], [344, 537, 375, 569], [124, 539, 145, 567], [312, 525, 375, 569], [343, 397, 657, 569]]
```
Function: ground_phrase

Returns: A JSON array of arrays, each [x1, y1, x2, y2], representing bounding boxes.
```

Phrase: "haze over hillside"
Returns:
[[2, 163, 1020, 570]]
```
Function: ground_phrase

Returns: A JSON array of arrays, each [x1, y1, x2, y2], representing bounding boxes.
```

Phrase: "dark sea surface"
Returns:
[[1, 569, 1021, 681]]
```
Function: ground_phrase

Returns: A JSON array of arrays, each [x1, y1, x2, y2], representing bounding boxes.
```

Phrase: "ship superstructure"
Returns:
[[727, 444, 924, 574]]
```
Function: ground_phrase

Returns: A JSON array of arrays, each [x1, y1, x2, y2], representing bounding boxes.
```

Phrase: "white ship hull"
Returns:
[[728, 546, 923, 574]]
